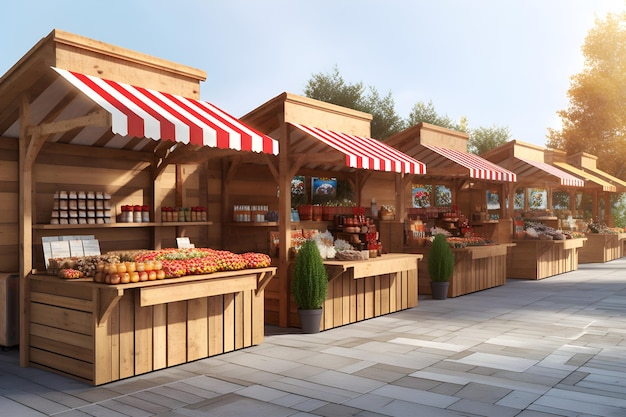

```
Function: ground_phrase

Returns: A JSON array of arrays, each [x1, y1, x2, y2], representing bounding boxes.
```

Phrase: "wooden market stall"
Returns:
[[240, 93, 425, 329], [384, 123, 517, 297], [562, 152, 626, 262], [481, 141, 591, 279], [0, 29, 278, 384]]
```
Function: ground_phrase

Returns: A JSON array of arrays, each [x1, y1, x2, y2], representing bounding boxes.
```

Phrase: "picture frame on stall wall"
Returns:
[[487, 190, 500, 210], [311, 177, 337, 205]]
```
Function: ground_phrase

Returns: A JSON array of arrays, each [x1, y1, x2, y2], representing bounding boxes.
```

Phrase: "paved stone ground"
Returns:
[[1, 258, 625, 416]]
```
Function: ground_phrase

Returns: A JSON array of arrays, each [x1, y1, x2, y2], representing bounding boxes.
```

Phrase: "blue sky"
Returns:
[[1, 0, 624, 147]]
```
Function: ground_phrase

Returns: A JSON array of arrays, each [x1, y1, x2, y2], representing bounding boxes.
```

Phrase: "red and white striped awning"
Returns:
[[290, 123, 426, 174], [53, 67, 278, 155], [422, 144, 517, 182], [517, 158, 584, 187]]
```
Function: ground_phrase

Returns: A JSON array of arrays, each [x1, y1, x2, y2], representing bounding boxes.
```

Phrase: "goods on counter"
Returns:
[[335, 249, 367, 261], [48, 253, 121, 277], [58, 268, 84, 279], [52, 248, 272, 283], [587, 223, 624, 234], [521, 221, 583, 240], [134, 248, 271, 278], [446, 237, 492, 248]]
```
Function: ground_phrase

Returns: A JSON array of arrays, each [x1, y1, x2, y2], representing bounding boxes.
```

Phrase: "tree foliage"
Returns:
[[303, 68, 510, 154], [304, 66, 405, 140], [407, 100, 467, 132], [468, 125, 511, 155], [547, 12, 626, 179]]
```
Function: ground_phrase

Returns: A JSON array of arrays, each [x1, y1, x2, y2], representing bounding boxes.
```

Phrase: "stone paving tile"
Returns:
[[448, 398, 520, 416], [95, 398, 154, 417], [453, 382, 511, 403], [3, 260, 626, 416], [0, 395, 47, 416], [183, 393, 294, 417], [496, 390, 542, 410], [113, 394, 171, 415]]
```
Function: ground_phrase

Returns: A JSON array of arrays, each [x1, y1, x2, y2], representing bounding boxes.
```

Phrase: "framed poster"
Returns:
[[311, 177, 336, 204]]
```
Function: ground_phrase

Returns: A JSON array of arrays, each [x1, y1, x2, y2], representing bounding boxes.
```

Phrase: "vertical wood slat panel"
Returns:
[[153, 304, 167, 370], [167, 301, 187, 367], [118, 292, 135, 379], [187, 297, 208, 361], [134, 300, 153, 375], [234, 292, 244, 350], [223, 293, 235, 353], [208, 295, 224, 356]]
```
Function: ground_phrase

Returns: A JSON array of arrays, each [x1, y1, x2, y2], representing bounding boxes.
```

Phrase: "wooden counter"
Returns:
[[507, 238, 586, 279], [26, 267, 276, 385], [288, 254, 422, 331], [579, 233, 626, 263], [407, 244, 514, 297]]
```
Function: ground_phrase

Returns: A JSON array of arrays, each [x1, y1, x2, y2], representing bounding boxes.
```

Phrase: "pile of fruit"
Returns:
[[52, 248, 272, 283], [132, 248, 271, 278]]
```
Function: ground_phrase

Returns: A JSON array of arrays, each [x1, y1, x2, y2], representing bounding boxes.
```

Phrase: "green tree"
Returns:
[[547, 11, 626, 179], [303, 66, 405, 139], [468, 124, 511, 155], [407, 100, 468, 132]]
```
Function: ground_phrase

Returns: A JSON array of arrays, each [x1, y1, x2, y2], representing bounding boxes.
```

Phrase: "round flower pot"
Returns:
[[298, 308, 322, 333], [430, 281, 449, 300]]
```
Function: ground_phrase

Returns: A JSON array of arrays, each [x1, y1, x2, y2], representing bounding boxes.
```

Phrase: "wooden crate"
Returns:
[[507, 239, 586, 279], [27, 268, 275, 385]]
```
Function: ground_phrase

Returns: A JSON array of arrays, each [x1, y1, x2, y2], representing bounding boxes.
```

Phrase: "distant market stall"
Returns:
[[385, 123, 517, 297], [241, 93, 425, 329], [482, 140, 592, 279]]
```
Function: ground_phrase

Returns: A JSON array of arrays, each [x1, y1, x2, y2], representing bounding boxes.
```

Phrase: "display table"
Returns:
[[507, 238, 586, 279], [288, 254, 422, 331], [579, 233, 626, 263], [25, 267, 276, 385], [407, 244, 514, 297]]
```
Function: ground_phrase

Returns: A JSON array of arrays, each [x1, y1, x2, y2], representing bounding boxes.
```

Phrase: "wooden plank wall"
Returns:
[[25, 142, 216, 270], [287, 268, 418, 331], [579, 234, 621, 263], [28, 276, 265, 385], [414, 247, 508, 297], [507, 240, 582, 279], [0, 138, 19, 272]]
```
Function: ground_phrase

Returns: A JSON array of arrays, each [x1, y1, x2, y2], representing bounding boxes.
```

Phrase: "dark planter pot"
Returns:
[[298, 308, 323, 333], [430, 281, 450, 300]]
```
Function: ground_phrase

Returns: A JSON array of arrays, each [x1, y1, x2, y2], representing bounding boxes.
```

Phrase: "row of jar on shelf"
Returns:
[[118, 205, 208, 223]]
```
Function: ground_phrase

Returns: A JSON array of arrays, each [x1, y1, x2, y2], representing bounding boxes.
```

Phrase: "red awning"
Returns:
[[422, 144, 517, 182], [517, 157, 584, 187], [53, 67, 278, 155], [290, 123, 426, 174]]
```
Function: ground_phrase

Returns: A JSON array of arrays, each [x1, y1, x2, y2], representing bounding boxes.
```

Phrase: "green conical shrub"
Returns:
[[427, 234, 454, 282], [292, 240, 328, 310]]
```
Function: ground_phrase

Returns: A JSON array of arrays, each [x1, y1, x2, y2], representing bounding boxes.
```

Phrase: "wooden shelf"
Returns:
[[33, 221, 213, 230], [228, 222, 278, 227]]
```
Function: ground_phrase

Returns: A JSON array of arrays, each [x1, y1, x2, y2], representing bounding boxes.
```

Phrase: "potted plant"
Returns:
[[427, 234, 454, 299], [292, 239, 328, 333]]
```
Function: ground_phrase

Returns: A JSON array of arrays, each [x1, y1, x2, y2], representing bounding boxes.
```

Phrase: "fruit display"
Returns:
[[52, 248, 272, 284], [58, 268, 84, 279]]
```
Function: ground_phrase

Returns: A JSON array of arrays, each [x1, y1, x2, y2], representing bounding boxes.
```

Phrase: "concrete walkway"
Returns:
[[1, 258, 625, 416]]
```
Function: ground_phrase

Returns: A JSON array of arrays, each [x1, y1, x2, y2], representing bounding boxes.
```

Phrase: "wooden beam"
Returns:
[[19, 94, 32, 367], [26, 109, 109, 137]]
